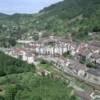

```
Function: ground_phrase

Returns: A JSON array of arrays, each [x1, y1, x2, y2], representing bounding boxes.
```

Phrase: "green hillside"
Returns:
[[0, 73, 80, 100], [0, 0, 100, 41], [0, 52, 80, 100], [39, 0, 100, 31], [0, 52, 35, 76]]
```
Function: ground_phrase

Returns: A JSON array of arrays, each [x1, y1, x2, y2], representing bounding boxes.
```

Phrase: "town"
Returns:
[[0, 34, 100, 99], [1, 35, 99, 81], [0, 0, 100, 100]]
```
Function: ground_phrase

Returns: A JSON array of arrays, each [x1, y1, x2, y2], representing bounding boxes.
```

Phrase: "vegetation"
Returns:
[[63, 51, 72, 58], [0, 0, 99, 99], [0, 52, 35, 76], [79, 57, 97, 68], [86, 62, 97, 68], [0, 0, 100, 42], [0, 37, 16, 47], [0, 72, 80, 100], [38, 59, 54, 71], [79, 57, 86, 64], [0, 53, 80, 100]]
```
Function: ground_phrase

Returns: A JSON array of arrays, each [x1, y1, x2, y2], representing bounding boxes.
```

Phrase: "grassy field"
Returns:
[[0, 72, 80, 100]]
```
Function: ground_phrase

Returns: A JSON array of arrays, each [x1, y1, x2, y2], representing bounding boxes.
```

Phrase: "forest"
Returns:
[[0, 52, 35, 76], [0, 0, 100, 42]]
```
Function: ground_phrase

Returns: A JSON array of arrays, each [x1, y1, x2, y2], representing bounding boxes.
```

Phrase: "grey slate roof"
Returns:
[[87, 69, 100, 76]]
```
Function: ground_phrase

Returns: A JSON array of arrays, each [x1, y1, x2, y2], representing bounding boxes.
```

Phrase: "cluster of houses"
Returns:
[[77, 42, 100, 64], [5, 48, 36, 64], [4, 36, 100, 85]]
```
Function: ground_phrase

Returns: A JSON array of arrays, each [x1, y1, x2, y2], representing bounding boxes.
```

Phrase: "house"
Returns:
[[69, 60, 87, 77], [96, 58, 100, 66], [21, 50, 35, 64], [75, 90, 91, 100], [89, 45, 100, 54], [88, 41, 100, 54], [90, 41, 100, 48], [86, 69, 100, 85], [77, 47, 92, 62], [5, 47, 35, 64], [7, 48, 22, 58], [37, 69, 51, 76], [35, 37, 77, 56], [76, 43, 90, 59], [89, 53, 100, 68]]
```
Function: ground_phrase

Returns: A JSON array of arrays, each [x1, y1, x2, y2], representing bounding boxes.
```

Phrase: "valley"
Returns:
[[0, 0, 100, 100]]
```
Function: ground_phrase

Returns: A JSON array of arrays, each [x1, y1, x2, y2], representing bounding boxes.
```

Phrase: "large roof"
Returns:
[[87, 69, 100, 76], [89, 41, 100, 47], [75, 90, 91, 100]]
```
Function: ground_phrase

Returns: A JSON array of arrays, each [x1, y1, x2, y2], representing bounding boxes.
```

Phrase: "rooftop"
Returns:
[[87, 69, 100, 76]]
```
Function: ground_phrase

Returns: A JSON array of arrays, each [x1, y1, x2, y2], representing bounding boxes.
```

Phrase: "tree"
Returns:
[[8, 38, 16, 47], [5, 85, 17, 100], [0, 96, 5, 100], [93, 26, 100, 32]]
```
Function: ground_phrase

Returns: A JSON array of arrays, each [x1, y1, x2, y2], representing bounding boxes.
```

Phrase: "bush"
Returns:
[[0, 52, 35, 76], [5, 85, 17, 100], [86, 62, 96, 68]]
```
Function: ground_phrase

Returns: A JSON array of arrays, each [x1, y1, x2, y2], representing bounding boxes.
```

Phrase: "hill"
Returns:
[[0, 0, 100, 41], [0, 52, 80, 100], [0, 13, 8, 17], [40, 0, 100, 28]]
